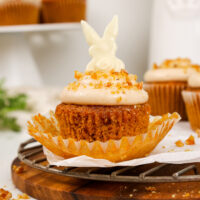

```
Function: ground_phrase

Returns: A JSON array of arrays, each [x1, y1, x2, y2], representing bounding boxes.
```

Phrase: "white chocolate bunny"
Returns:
[[81, 15, 125, 72]]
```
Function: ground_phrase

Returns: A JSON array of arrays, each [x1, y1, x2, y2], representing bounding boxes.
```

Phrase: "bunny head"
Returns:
[[81, 16, 125, 72]]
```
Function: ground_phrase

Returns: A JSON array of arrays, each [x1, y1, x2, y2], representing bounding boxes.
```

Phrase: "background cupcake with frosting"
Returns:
[[182, 71, 200, 130], [144, 58, 199, 120], [0, 0, 41, 25]]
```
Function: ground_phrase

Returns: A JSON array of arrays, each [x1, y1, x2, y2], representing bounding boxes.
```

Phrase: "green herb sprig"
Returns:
[[0, 79, 27, 132]]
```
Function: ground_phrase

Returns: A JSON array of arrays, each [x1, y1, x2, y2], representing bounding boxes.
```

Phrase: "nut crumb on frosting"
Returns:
[[68, 69, 142, 92]]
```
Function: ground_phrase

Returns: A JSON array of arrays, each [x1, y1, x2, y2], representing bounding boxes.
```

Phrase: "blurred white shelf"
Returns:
[[0, 23, 81, 34]]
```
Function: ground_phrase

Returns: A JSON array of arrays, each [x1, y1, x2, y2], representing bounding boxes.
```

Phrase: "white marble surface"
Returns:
[[0, 130, 35, 199]]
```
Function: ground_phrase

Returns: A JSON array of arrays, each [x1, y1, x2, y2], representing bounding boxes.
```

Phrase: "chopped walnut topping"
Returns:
[[74, 71, 83, 80], [153, 63, 158, 69], [185, 135, 195, 145], [153, 58, 200, 71], [0, 188, 12, 200], [68, 69, 143, 92], [13, 165, 24, 174], [116, 96, 122, 103], [175, 140, 184, 147]]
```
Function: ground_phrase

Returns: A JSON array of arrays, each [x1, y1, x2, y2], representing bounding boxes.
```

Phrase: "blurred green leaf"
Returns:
[[0, 79, 28, 132]]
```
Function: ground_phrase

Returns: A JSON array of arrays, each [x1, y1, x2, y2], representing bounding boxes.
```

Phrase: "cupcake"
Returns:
[[41, 0, 86, 23], [182, 72, 200, 130], [0, 0, 41, 25], [28, 16, 180, 162], [144, 58, 198, 120]]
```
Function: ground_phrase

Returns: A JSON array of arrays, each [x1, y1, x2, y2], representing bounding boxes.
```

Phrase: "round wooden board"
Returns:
[[12, 158, 200, 200]]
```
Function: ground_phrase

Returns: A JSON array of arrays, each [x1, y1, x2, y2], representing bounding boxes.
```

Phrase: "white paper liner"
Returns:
[[43, 122, 200, 167]]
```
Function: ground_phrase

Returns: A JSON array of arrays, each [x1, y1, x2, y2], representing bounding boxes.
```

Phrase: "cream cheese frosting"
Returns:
[[61, 16, 148, 105], [188, 72, 200, 88], [144, 58, 199, 82], [61, 70, 148, 105], [0, 0, 41, 6]]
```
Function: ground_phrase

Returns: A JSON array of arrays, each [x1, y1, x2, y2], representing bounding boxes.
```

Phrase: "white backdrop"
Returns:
[[29, 0, 152, 86]]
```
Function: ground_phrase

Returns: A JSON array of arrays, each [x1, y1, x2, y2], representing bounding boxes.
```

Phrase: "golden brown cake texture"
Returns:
[[41, 0, 86, 23], [55, 103, 151, 142], [0, 2, 40, 25]]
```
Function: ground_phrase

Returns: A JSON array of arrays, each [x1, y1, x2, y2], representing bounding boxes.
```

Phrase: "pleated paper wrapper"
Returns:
[[26, 111, 193, 167], [144, 83, 187, 120], [182, 91, 200, 131]]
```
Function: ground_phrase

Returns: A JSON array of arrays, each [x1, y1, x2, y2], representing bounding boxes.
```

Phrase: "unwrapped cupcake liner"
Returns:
[[182, 91, 200, 130], [0, 1, 40, 25], [41, 0, 86, 23], [144, 83, 187, 120], [28, 111, 180, 163]]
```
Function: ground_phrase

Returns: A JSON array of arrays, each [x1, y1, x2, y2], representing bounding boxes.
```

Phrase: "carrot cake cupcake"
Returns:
[[41, 0, 86, 23], [182, 71, 200, 130], [0, 0, 41, 25], [144, 58, 199, 120], [28, 16, 180, 163]]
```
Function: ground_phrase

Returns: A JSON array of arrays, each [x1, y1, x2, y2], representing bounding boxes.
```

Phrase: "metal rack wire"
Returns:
[[18, 138, 200, 183]]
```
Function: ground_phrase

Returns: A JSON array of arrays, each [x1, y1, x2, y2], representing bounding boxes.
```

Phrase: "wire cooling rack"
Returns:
[[17, 138, 200, 183]]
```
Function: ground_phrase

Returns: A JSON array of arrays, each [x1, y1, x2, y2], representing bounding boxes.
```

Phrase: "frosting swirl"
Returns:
[[144, 58, 199, 82], [61, 70, 148, 105]]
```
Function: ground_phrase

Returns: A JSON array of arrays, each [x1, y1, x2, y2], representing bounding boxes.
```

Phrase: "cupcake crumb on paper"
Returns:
[[185, 135, 195, 145], [175, 140, 184, 147]]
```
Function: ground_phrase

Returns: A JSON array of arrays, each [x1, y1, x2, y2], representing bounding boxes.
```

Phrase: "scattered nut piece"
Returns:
[[18, 193, 29, 199], [175, 140, 184, 147], [145, 186, 156, 191], [182, 192, 190, 198], [129, 194, 133, 197], [0, 188, 12, 200], [185, 135, 195, 145], [172, 194, 176, 198]]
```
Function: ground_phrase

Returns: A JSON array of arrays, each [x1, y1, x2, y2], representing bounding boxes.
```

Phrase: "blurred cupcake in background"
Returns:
[[182, 71, 200, 130], [41, 0, 86, 23], [144, 58, 199, 120], [0, 0, 41, 25]]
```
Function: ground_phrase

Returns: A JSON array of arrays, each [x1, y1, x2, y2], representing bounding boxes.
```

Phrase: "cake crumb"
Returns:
[[162, 146, 166, 149], [16, 193, 29, 199], [13, 165, 25, 174], [145, 186, 156, 191], [185, 135, 195, 145], [175, 140, 184, 147], [182, 192, 190, 197], [133, 189, 137, 192], [0, 188, 12, 200], [185, 149, 192, 152], [172, 194, 176, 198], [129, 194, 133, 197], [168, 149, 175, 152]]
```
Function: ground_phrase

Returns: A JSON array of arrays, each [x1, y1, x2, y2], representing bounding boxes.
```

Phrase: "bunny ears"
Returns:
[[81, 15, 119, 45]]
